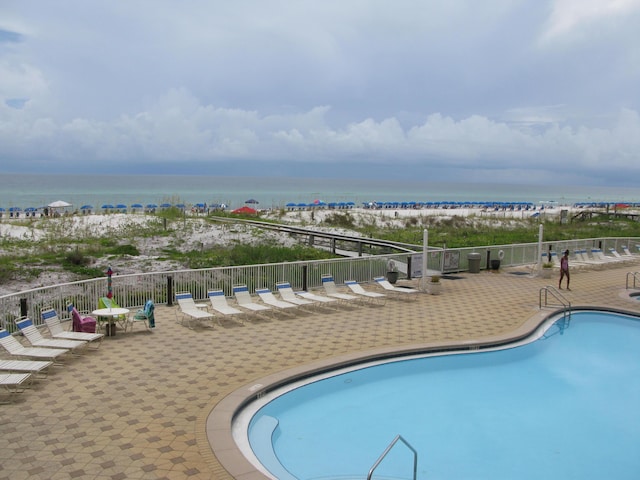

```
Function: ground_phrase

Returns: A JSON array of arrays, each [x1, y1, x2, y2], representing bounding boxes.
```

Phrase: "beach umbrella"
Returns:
[[106, 266, 113, 299], [194, 203, 206, 208], [115, 204, 127, 209], [175, 203, 185, 209], [48, 200, 72, 208], [80, 205, 93, 210], [0, 208, 4, 212], [146, 203, 158, 209], [102, 204, 115, 209], [232, 205, 257, 215], [130, 203, 143, 208], [285, 202, 296, 207], [245, 198, 259, 204], [160, 203, 172, 208], [9, 207, 21, 212]]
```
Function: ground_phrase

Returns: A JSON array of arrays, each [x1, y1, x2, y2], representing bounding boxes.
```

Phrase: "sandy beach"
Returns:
[[0, 204, 576, 296]]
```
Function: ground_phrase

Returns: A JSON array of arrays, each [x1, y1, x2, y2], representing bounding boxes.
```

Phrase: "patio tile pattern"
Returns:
[[1, 261, 640, 479]]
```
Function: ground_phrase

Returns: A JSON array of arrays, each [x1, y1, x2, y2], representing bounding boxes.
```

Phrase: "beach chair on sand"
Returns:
[[373, 276, 419, 299], [321, 275, 360, 303], [232, 285, 272, 317], [0, 329, 68, 363], [275, 282, 320, 309], [41, 308, 104, 347], [344, 280, 386, 305], [175, 292, 214, 329], [255, 288, 298, 312], [15, 318, 87, 354], [207, 290, 245, 325]]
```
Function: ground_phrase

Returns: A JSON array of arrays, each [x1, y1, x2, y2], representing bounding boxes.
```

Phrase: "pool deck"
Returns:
[[2, 261, 640, 479]]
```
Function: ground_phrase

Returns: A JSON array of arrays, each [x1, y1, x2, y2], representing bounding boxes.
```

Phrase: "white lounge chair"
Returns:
[[233, 285, 272, 317], [0, 359, 52, 379], [295, 290, 339, 307], [255, 288, 298, 311], [321, 275, 360, 302], [622, 246, 637, 257], [344, 280, 386, 305], [590, 248, 622, 263], [207, 290, 245, 325], [175, 292, 214, 329], [0, 329, 68, 362], [373, 276, 419, 298], [576, 249, 601, 265], [41, 308, 104, 347], [15, 318, 87, 353], [275, 282, 319, 309], [1, 373, 32, 404]]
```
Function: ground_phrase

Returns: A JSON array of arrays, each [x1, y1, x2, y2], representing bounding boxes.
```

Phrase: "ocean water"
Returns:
[[1, 173, 639, 211]]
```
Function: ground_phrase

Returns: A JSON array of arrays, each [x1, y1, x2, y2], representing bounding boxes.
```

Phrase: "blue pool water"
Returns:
[[240, 311, 640, 479]]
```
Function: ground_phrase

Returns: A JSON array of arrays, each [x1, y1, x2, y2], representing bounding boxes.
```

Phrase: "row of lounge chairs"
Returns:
[[175, 275, 420, 328], [0, 308, 107, 404], [543, 245, 638, 269]]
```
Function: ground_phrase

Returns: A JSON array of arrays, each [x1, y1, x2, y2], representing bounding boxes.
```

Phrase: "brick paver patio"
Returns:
[[1, 260, 640, 479]]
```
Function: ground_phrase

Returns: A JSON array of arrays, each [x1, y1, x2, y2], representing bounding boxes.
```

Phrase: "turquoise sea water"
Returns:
[[245, 311, 640, 480], [1, 174, 640, 211]]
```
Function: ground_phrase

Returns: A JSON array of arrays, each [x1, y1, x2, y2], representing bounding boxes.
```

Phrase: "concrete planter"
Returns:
[[428, 282, 442, 295]]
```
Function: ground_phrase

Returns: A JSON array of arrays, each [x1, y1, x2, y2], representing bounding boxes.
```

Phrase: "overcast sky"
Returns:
[[1, 0, 639, 186]]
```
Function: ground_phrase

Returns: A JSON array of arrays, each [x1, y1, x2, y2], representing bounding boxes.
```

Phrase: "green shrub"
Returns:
[[65, 248, 91, 267], [322, 212, 356, 229], [108, 244, 140, 256]]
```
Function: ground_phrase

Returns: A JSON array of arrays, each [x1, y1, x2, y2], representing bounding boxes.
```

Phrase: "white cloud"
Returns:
[[1, 83, 639, 183], [539, 0, 640, 44], [0, 1, 638, 186]]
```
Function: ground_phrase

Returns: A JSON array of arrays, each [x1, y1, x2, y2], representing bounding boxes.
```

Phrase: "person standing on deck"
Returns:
[[559, 249, 570, 290]]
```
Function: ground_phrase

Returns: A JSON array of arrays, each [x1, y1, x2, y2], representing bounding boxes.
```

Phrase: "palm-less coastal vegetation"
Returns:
[[1, 205, 639, 292]]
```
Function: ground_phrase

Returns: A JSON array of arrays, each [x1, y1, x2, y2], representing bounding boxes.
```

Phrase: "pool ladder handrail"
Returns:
[[625, 271, 640, 290], [539, 286, 572, 322], [367, 434, 417, 480]]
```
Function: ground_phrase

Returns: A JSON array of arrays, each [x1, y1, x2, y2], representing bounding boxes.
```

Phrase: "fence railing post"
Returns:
[[167, 276, 173, 306]]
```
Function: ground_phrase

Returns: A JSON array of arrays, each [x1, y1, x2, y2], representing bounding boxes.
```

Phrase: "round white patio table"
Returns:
[[91, 308, 130, 337]]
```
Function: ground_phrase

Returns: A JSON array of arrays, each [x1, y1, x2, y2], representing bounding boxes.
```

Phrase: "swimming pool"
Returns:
[[235, 311, 640, 479]]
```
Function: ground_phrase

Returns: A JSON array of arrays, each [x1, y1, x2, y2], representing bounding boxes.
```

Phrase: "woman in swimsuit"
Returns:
[[559, 249, 570, 290]]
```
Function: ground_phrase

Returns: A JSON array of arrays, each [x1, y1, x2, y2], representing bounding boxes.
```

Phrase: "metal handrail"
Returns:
[[626, 272, 640, 290], [539, 286, 572, 323], [367, 434, 418, 480]]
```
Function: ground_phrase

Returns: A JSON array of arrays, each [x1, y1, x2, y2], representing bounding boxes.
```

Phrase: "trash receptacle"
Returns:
[[468, 253, 481, 273]]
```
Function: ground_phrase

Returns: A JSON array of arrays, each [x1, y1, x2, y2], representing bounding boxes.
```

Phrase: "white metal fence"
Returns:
[[1, 236, 638, 331]]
